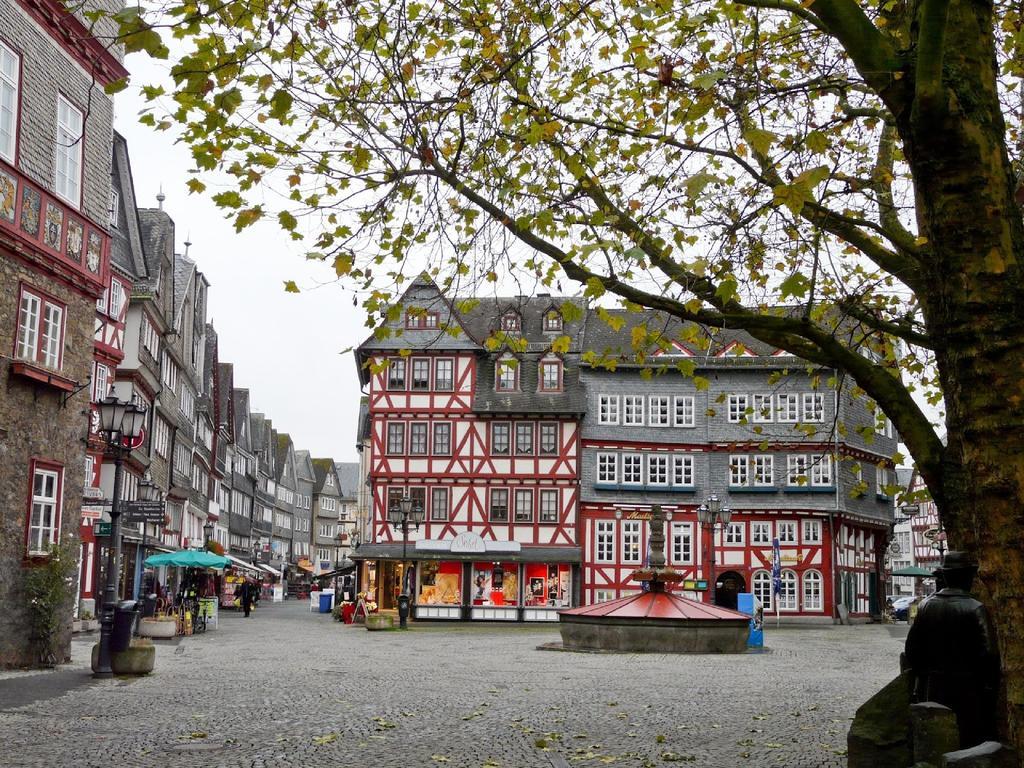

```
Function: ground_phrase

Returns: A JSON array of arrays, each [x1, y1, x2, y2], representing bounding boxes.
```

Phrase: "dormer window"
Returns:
[[539, 359, 562, 392], [405, 310, 439, 329], [500, 312, 521, 332], [543, 310, 562, 332], [496, 357, 518, 391]]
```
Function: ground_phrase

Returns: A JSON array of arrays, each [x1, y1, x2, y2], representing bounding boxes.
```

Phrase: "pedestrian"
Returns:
[[240, 579, 254, 618]]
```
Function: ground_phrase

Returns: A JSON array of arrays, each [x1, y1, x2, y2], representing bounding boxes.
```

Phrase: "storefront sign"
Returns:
[[626, 511, 652, 520], [81, 506, 104, 520], [93, 522, 112, 537], [417, 535, 522, 554], [450, 532, 487, 554], [84, 486, 102, 499], [123, 500, 165, 523]]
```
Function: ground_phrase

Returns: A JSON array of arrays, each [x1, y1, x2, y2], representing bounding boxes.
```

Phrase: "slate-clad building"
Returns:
[[354, 277, 897, 622]]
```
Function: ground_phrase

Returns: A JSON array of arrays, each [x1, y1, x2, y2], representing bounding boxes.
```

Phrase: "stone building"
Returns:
[[311, 459, 342, 571], [0, 0, 126, 665]]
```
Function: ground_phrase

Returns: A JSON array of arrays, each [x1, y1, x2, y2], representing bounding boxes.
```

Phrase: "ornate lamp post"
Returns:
[[386, 497, 425, 628], [696, 495, 733, 607], [94, 395, 147, 679], [202, 518, 215, 546]]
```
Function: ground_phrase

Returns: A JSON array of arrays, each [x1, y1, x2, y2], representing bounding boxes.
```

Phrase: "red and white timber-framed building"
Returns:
[[354, 278, 585, 621]]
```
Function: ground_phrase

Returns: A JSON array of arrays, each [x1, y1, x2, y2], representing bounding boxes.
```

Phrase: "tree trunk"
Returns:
[[896, 0, 1024, 754]]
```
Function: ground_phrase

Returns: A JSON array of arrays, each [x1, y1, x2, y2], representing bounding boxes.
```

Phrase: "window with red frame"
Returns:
[[27, 461, 62, 555], [0, 40, 19, 165], [16, 286, 65, 370], [539, 360, 562, 391], [500, 312, 520, 331], [543, 310, 562, 332], [496, 358, 518, 391], [405, 310, 439, 329]]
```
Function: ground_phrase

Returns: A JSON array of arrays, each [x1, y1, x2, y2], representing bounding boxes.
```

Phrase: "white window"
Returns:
[[180, 387, 195, 422], [673, 395, 695, 427], [539, 489, 559, 523], [622, 521, 642, 563], [787, 455, 808, 485], [431, 487, 449, 521], [109, 280, 126, 320], [154, 418, 169, 456], [319, 523, 334, 538], [387, 358, 406, 389], [496, 358, 518, 391], [0, 41, 19, 164], [596, 520, 615, 562], [434, 358, 454, 391], [325, 473, 334, 487], [724, 522, 744, 545], [753, 570, 772, 611], [647, 455, 668, 486], [539, 360, 562, 391], [55, 95, 83, 206], [803, 392, 825, 423], [729, 455, 749, 486], [671, 522, 693, 564], [96, 289, 108, 314], [672, 455, 694, 486], [597, 453, 617, 484], [17, 288, 64, 370], [803, 570, 823, 610], [162, 352, 178, 393], [811, 455, 833, 486], [594, 589, 616, 603], [28, 464, 62, 554], [142, 314, 160, 358], [539, 423, 558, 455], [432, 422, 451, 455], [751, 521, 771, 545], [489, 489, 509, 522], [648, 396, 670, 426], [622, 454, 642, 485], [386, 422, 405, 454], [411, 358, 431, 390], [753, 455, 774, 486], [803, 519, 822, 544], [322, 497, 337, 512], [598, 394, 619, 425], [623, 395, 645, 426], [514, 489, 533, 523], [778, 570, 798, 611], [91, 363, 109, 402], [777, 520, 798, 544], [776, 393, 800, 423], [752, 394, 773, 422], [109, 189, 119, 228], [727, 394, 748, 423]]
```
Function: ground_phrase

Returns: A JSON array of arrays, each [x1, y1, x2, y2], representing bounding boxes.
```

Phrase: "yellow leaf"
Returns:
[[283, 280, 300, 293]]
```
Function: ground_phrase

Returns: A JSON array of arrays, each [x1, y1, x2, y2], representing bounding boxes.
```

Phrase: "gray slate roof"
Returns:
[[334, 462, 360, 499], [109, 133, 148, 281], [137, 208, 173, 289], [232, 388, 251, 452]]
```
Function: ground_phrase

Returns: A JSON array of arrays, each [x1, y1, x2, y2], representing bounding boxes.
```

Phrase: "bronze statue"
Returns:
[[904, 551, 1000, 747]]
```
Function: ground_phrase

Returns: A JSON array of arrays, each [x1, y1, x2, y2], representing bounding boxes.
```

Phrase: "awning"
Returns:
[[144, 550, 229, 569], [316, 560, 357, 580], [258, 564, 280, 578], [891, 565, 936, 577], [351, 543, 581, 564], [297, 561, 314, 574], [224, 554, 264, 575]]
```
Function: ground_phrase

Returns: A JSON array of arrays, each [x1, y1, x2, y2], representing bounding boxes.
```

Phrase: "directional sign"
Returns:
[[122, 500, 165, 523], [93, 522, 112, 537]]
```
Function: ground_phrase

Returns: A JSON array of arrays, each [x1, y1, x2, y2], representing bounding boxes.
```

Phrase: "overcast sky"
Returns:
[[115, 54, 366, 463]]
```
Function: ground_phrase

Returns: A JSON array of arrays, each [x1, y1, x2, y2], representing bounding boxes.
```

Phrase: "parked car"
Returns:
[[890, 595, 917, 621]]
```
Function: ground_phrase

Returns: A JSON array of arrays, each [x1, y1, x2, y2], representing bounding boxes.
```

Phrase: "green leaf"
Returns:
[[805, 130, 829, 154], [278, 210, 298, 231], [269, 89, 293, 122], [283, 280, 300, 293], [104, 77, 129, 95], [779, 273, 811, 299], [744, 128, 775, 156]]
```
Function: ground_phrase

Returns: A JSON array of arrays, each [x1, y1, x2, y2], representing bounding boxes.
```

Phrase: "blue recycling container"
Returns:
[[319, 592, 333, 613]]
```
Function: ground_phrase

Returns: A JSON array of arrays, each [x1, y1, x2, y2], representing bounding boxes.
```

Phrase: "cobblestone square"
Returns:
[[0, 603, 907, 768]]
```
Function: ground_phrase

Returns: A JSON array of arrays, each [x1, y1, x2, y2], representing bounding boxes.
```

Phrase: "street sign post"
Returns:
[[93, 522, 112, 537], [122, 500, 165, 524]]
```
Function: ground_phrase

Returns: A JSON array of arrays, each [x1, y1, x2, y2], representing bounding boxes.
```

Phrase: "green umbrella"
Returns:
[[144, 550, 229, 569], [891, 565, 935, 577]]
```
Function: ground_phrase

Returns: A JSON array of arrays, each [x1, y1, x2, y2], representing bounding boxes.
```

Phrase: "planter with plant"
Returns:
[[22, 541, 78, 667], [78, 611, 98, 632], [138, 615, 177, 638]]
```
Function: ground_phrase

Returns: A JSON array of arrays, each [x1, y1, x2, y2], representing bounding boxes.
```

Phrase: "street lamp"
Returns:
[[334, 529, 347, 604], [387, 497, 425, 628], [203, 518, 215, 546], [696, 495, 733, 607], [138, 470, 163, 579], [94, 396, 147, 679]]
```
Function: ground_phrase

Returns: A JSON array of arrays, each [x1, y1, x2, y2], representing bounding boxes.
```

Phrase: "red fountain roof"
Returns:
[[562, 591, 750, 621]]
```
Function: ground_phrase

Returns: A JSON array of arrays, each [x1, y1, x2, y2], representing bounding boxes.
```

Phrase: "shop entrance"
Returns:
[[379, 561, 407, 611], [715, 571, 746, 610]]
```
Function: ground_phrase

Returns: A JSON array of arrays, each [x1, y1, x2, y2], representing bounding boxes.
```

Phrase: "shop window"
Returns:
[[387, 358, 406, 390], [418, 561, 462, 605], [753, 570, 772, 611], [471, 562, 519, 606], [515, 422, 534, 455], [489, 489, 509, 522], [539, 489, 559, 523], [514, 489, 533, 523], [671, 522, 693, 565], [803, 570, 823, 611], [524, 563, 570, 607], [622, 521, 642, 563], [27, 461, 62, 555], [430, 487, 449, 521], [408, 422, 428, 455], [434, 358, 454, 391], [539, 423, 558, 455], [411, 358, 431, 390], [491, 423, 510, 455], [432, 422, 451, 456]]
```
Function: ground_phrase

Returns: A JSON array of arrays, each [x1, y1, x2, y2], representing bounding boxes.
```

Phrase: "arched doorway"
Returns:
[[715, 571, 746, 610]]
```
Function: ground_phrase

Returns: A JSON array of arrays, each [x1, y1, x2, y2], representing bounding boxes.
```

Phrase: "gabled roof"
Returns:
[[137, 208, 174, 294], [218, 364, 235, 438], [201, 323, 218, 410], [173, 253, 197, 332], [334, 462, 360, 499], [274, 432, 296, 488], [311, 458, 339, 493], [459, 295, 588, 353], [357, 397, 370, 443], [232, 388, 251, 452], [109, 133, 148, 281], [472, 355, 587, 415]]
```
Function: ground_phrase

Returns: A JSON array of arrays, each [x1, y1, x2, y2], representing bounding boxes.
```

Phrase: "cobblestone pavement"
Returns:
[[0, 602, 908, 768]]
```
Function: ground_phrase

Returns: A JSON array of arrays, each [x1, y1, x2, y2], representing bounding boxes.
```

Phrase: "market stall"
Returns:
[[143, 550, 229, 634]]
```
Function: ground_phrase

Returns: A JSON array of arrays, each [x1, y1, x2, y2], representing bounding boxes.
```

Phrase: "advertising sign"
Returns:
[[122, 500, 165, 524]]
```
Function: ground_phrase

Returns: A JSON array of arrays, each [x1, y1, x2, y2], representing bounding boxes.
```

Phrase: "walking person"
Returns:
[[240, 579, 254, 618]]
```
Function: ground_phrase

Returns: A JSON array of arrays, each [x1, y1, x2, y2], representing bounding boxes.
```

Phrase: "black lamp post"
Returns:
[[94, 395, 147, 679], [386, 497, 425, 628], [696, 495, 733, 607], [334, 529, 346, 604], [203, 518, 215, 546]]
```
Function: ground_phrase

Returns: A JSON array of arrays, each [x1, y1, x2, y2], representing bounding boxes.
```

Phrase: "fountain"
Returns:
[[558, 506, 751, 653]]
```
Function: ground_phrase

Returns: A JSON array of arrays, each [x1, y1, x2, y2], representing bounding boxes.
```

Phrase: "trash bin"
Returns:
[[397, 593, 411, 628], [141, 594, 157, 618], [112, 600, 139, 652], [319, 592, 334, 613]]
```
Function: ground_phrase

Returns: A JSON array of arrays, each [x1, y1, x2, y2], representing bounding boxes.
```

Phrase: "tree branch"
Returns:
[[914, 0, 951, 115]]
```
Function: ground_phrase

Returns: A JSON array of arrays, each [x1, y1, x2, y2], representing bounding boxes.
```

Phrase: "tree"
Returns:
[[100, 0, 1024, 750]]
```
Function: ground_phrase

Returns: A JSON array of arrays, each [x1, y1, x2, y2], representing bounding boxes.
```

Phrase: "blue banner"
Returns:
[[771, 537, 782, 596]]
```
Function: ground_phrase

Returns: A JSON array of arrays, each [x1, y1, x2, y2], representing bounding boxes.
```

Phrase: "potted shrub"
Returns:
[[79, 611, 98, 632]]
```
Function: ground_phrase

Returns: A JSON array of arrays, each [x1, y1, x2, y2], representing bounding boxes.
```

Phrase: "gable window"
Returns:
[[432, 422, 451, 455], [622, 521, 642, 563], [539, 423, 558, 455], [409, 422, 428, 455], [673, 396, 695, 427], [411, 358, 431, 390], [491, 423, 510, 455], [543, 310, 562, 331], [496, 358, 518, 391], [500, 312, 520, 331], [597, 453, 617, 484], [803, 392, 825, 423], [405, 310, 439, 329], [489, 489, 509, 522], [803, 520, 822, 544], [109, 189, 119, 228], [596, 520, 615, 562], [776, 393, 800, 423], [387, 358, 406, 390], [622, 453, 642, 485], [729, 455, 749, 486], [16, 286, 64, 370], [647, 454, 668, 486], [539, 489, 559, 522], [648, 396, 670, 426], [0, 41, 18, 164], [386, 422, 405, 455], [777, 520, 798, 544], [671, 522, 693, 564], [787, 455, 808, 485], [430, 487, 449, 521], [672, 455, 694, 486], [598, 395, 620, 425], [623, 395, 645, 426], [752, 394, 773, 422], [514, 489, 533, 523], [55, 95, 83, 207], [27, 462, 62, 555], [752, 521, 771, 545], [515, 422, 534, 455], [539, 360, 562, 391], [753, 455, 774, 486], [434, 358, 454, 391], [727, 394, 749, 423]]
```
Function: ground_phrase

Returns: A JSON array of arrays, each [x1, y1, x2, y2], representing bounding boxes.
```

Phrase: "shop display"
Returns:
[[418, 561, 461, 605]]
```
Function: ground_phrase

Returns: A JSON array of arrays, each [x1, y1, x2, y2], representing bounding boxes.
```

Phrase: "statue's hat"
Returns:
[[937, 550, 977, 574]]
